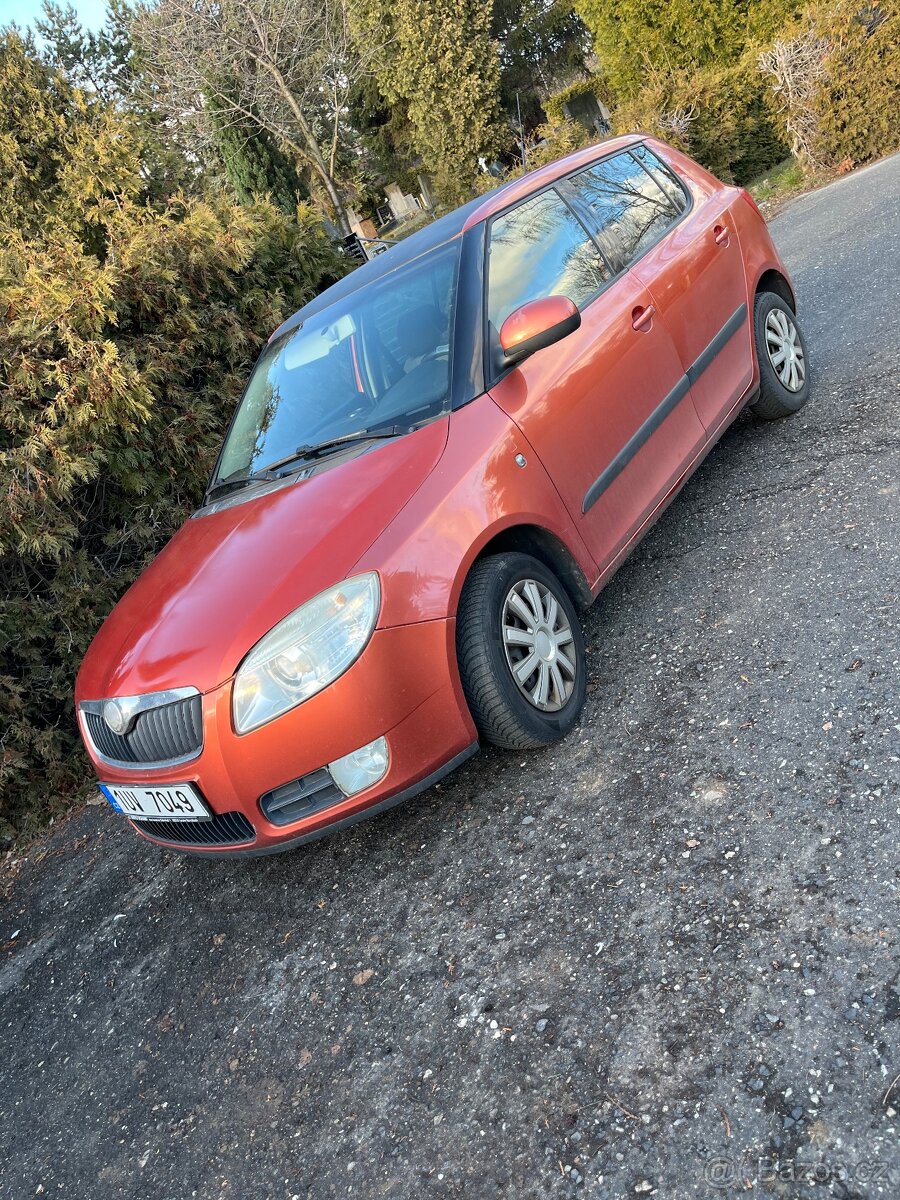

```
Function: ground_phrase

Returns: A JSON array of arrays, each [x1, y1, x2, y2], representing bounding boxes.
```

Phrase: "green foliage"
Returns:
[[746, 155, 806, 202], [614, 56, 789, 184], [36, 1, 200, 201], [207, 93, 308, 213], [574, 0, 749, 98], [0, 30, 74, 233], [350, 0, 583, 175], [492, 0, 590, 130], [353, 0, 504, 205], [0, 33, 346, 841], [750, 0, 808, 41], [572, 0, 805, 183], [574, 0, 808, 98], [346, 70, 416, 187], [813, 0, 900, 165], [36, 0, 134, 102], [544, 75, 615, 125]]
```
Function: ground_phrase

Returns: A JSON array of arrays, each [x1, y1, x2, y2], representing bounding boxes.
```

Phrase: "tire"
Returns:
[[456, 552, 587, 750], [750, 290, 810, 420]]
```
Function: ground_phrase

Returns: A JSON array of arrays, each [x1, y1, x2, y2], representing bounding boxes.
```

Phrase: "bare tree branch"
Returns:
[[759, 29, 831, 170], [132, 0, 389, 231], [658, 104, 697, 142]]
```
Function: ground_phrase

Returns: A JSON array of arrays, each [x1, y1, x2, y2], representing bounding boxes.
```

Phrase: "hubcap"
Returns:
[[764, 307, 806, 393], [501, 578, 577, 712]]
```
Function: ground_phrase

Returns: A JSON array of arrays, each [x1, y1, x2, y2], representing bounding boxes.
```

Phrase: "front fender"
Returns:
[[353, 394, 597, 628]]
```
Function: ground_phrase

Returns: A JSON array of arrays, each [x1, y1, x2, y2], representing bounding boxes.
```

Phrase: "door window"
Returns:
[[569, 149, 682, 268], [486, 189, 610, 333]]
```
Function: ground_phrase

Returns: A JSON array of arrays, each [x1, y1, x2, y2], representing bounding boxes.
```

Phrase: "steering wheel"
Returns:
[[414, 346, 450, 367]]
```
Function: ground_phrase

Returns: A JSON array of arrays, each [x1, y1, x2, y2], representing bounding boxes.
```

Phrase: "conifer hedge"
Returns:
[[813, 0, 899, 167], [0, 32, 345, 842]]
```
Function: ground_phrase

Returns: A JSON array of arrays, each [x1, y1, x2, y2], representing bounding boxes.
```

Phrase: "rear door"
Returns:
[[485, 182, 705, 572], [602, 143, 754, 432]]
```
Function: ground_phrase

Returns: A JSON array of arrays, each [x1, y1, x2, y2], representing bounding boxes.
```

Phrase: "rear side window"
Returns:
[[569, 149, 683, 268], [630, 143, 688, 213], [486, 189, 610, 332]]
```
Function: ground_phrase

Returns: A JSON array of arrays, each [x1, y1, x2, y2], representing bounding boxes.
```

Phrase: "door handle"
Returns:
[[714, 224, 730, 245], [631, 304, 656, 331]]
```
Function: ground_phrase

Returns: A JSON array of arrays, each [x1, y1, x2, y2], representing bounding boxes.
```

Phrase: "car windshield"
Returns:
[[213, 240, 460, 485]]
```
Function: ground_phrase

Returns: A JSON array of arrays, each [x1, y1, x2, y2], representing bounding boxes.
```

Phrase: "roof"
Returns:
[[270, 133, 643, 343]]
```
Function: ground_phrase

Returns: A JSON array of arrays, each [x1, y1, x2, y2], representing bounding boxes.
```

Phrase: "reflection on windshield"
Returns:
[[216, 241, 460, 483]]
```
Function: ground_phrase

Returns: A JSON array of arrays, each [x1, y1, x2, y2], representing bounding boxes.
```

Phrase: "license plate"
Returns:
[[99, 781, 210, 822]]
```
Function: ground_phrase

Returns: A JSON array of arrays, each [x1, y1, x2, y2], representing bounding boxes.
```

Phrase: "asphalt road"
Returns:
[[2, 156, 898, 1200]]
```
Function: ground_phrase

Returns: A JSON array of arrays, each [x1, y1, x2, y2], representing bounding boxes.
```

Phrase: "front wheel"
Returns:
[[456, 552, 587, 750], [751, 291, 810, 420]]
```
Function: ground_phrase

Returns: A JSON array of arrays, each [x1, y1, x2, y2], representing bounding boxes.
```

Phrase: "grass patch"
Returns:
[[746, 154, 841, 216], [748, 156, 806, 202]]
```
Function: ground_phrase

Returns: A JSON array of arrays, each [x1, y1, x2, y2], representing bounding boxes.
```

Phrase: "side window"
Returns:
[[486, 189, 610, 332], [630, 143, 688, 213], [569, 149, 682, 267]]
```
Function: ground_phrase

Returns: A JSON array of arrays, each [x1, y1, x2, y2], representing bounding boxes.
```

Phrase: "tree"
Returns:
[[353, 0, 503, 204], [346, 68, 415, 186], [612, 54, 789, 184], [575, 0, 748, 98], [36, 0, 134, 102], [492, 0, 590, 131], [207, 89, 309, 211], [132, 0, 386, 232], [36, 0, 202, 200], [809, 0, 899, 167], [0, 29, 73, 233], [575, 0, 808, 100]]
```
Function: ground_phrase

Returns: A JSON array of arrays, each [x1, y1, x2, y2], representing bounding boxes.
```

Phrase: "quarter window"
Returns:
[[569, 149, 682, 268], [630, 143, 688, 213], [486, 189, 610, 332]]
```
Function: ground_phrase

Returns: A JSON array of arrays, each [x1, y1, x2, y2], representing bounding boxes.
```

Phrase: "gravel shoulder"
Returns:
[[2, 156, 898, 1200]]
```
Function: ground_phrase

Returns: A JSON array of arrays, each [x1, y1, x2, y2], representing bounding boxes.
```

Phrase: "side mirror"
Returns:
[[498, 296, 581, 369]]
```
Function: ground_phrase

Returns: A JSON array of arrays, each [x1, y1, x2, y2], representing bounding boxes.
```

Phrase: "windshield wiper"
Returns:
[[263, 425, 407, 474], [204, 426, 406, 503], [204, 467, 280, 501]]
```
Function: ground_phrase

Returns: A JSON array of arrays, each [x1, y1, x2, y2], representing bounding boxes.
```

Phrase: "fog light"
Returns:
[[328, 736, 389, 797]]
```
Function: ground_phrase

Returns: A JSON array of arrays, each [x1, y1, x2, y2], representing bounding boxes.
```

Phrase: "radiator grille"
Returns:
[[85, 694, 203, 766]]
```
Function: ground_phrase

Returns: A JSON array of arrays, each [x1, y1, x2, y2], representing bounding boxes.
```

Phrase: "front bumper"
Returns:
[[80, 618, 478, 855]]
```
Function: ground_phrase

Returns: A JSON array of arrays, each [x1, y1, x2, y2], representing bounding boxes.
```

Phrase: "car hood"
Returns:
[[76, 421, 449, 701]]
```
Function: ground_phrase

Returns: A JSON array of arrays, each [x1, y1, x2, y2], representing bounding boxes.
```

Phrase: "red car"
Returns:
[[76, 135, 809, 856]]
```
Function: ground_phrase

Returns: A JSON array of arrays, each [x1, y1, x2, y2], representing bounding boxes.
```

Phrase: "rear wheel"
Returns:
[[751, 290, 810, 420], [456, 552, 587, 750]]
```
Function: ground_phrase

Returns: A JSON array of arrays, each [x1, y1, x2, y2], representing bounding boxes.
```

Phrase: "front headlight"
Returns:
[[232, 573, 380, 734]]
